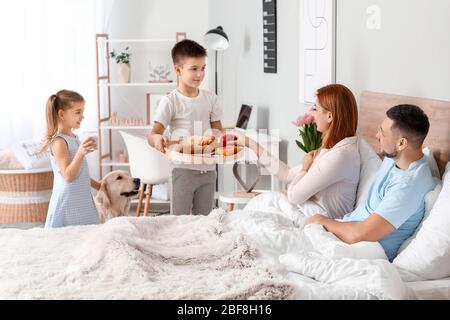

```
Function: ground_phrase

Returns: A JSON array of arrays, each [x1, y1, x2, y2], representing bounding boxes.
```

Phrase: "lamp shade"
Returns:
[[203, 26, 229, 51]]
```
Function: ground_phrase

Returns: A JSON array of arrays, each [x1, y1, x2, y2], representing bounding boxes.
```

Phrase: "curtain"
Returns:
[[0, 0, 114, 178]]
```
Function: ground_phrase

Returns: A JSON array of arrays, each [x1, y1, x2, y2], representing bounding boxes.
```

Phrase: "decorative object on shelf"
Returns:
[[109, 112, 145, 127], [110, 47, 132, 83], [292, 113, 322, 153], [146, 93, 165, 125], [148, 62, 172, 83], [116, 149, 129, 163], [176, 32, 187, 42], [232, 162, 261, 193], [262, 0, 277, 73]]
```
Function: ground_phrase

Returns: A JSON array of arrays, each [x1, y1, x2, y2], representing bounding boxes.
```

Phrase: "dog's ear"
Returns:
[[96, 181, 111, 209]]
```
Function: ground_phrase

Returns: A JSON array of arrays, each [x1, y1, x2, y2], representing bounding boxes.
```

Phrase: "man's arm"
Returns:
[[305, 213, 395, 244]]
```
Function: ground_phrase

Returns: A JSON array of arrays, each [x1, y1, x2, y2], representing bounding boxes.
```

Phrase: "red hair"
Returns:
[[316, 84, 358, 149]]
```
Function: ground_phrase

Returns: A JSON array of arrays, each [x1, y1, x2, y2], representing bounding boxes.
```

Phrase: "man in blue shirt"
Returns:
[[305, 104, 436, 261]]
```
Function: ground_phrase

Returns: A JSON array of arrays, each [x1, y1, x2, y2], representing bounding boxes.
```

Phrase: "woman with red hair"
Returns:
[[233, 84, 360, 219]]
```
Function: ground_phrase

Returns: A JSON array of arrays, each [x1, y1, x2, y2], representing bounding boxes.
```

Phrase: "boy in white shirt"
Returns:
[[148, 39, 224, 215]]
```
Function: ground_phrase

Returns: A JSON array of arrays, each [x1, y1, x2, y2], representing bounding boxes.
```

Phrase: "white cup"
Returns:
[[84, 131, 98, 151]]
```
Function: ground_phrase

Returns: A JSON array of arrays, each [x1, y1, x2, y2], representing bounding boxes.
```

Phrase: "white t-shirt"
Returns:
[[153, 89, 223, 171]]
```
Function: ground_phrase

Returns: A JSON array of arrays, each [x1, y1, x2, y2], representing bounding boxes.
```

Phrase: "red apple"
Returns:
[[220, 134, 238, 147]]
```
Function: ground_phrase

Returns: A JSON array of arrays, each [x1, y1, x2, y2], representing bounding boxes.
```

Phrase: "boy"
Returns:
[[147, 39, 224, 215]]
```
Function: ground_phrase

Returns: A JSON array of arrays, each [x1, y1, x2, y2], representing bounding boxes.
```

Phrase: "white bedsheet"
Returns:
[[225, 192, 409, 300], [0, 192, 434, 300], [406, 278, 450, 300]]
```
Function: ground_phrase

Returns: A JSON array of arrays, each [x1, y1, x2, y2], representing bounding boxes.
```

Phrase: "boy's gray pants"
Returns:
[[170, 168, 217, 215]]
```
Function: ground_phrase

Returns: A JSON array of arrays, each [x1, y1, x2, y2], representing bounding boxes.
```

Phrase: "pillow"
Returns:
[[397, 150, 442, 253], [11, 140, 50, 170], [393, 162, 450, 280], [397, 178, 442, 254], [304, 224, 388, 260], [356, 139, 382, 206], [423, 147, 441, 179], [0, 149, 24, 169], [356, 143, 439, 207]]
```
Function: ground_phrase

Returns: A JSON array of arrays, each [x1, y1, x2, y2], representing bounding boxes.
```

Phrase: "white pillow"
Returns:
[[423, 147, 441, 179], [0, 149, 24, 169], [356, 139, 381, 206], [397, 178, 442, 254], [11, 140, 50, 170], [393, 162, 450, 280]]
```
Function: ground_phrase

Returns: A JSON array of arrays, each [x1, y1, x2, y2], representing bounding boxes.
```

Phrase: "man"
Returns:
[[305, 104, 437, 261]]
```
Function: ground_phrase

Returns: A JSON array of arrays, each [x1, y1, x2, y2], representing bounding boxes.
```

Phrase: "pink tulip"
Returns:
[[292, 113, 314, 127]]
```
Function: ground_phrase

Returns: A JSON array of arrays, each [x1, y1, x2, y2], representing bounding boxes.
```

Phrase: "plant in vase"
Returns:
[[110, 47, 132, 83], [292, 113, 322, 153]]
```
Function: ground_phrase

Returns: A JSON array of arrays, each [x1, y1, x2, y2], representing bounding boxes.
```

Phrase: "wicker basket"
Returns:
[[0, 168, 53, 224]]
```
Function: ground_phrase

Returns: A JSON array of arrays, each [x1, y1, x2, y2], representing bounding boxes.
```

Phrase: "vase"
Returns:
[[118, 63, 131, 83]]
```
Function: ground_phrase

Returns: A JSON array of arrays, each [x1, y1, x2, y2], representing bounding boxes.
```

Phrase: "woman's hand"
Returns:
[[302, 150, 318, 172], [77, 137, 97, 157], [227, 131, 249, 147]]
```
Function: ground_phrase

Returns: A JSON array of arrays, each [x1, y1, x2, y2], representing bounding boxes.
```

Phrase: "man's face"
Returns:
[[175, 56, 206, 89], [375, 117, 402, 158]]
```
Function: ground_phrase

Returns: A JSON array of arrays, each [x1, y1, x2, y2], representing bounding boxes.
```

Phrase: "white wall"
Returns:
[[210, 0, 450, 194], [208, 0, 306, 193], [101, 0, 209, 177], [336, 0, 450, 101]]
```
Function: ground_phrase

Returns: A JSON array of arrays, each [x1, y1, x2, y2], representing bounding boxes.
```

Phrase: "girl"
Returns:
[[232, 84, 360, 219], [42, 90, 100, 228]]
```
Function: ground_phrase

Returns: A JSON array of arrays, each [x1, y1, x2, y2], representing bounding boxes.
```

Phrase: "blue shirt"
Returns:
[[343, 155, 436, 261]]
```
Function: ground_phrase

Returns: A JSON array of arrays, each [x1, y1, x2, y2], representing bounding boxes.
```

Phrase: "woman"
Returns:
[[233, 84, 360, 219]]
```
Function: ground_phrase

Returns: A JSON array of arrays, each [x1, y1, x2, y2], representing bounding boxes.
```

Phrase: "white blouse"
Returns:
[[258, 136, 360, 219]]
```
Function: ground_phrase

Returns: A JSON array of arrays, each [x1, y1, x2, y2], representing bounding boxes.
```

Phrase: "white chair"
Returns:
[[120, 131, 171, 216]]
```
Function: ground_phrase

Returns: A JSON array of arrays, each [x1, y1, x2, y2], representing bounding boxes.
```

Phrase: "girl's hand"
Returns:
[[302, 150, 317, 172], [77, 137, 97, 156]]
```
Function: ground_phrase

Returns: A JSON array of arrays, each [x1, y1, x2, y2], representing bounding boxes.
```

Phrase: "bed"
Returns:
[[0, 91, 449, 300]]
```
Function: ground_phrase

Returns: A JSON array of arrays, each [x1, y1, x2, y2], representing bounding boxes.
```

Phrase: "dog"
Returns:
[[95, 170, 140, 223]]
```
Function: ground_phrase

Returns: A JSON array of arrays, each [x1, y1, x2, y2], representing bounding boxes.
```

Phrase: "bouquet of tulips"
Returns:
[[292, 113, 322, 153]]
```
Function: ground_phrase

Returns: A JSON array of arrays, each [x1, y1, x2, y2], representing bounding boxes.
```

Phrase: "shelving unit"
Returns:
[[95, 32, 186, 178]]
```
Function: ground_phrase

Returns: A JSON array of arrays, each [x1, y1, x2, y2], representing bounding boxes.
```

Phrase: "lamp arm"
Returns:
[[215, 50, 218, 95]]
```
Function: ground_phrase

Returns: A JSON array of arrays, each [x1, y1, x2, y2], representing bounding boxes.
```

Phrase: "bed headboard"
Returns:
[[359, 91, 450, 176]]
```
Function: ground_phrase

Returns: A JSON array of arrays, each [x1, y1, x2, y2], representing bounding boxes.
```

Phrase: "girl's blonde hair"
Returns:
[[41, 89, 85, 152]]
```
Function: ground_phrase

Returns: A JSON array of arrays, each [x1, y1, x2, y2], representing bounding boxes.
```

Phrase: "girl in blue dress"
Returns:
[[42, 90, 100, 228]]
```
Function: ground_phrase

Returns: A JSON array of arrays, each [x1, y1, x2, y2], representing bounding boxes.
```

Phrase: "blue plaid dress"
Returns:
[[45, 132, 99, 228]]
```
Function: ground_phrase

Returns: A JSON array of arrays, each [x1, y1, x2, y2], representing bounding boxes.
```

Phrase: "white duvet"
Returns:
[[0, 193, 412, 300], [227, 192, 411, 300]]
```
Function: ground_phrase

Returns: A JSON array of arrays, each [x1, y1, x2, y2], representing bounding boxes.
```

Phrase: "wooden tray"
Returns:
[[164, 146, 245, 165]]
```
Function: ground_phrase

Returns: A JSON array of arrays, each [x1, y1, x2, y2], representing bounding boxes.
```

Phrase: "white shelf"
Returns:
[[101, 161, 130, 167], [100, 125, 153, 130], [98, 38, 176, 43], [101, 82, 176, 88]]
